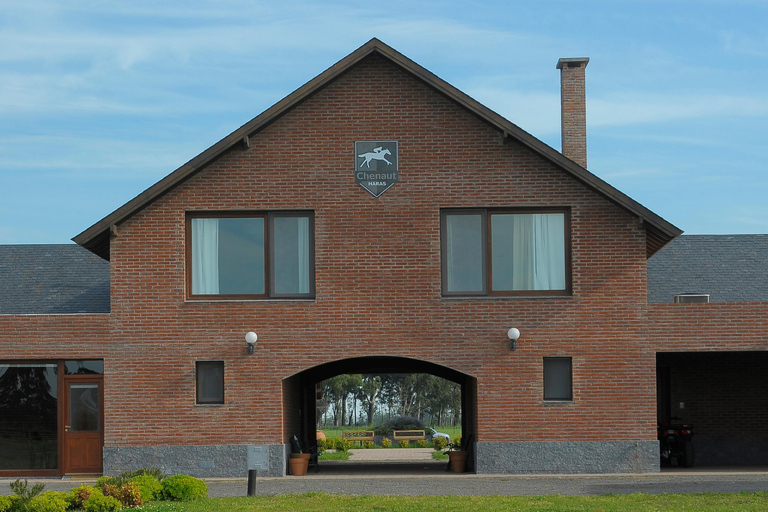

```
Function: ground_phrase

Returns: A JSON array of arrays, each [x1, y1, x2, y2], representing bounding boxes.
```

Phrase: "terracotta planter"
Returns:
[[316, 430, 326, 440], [288, 454, 308, 475], [448, 450, 468, 473]]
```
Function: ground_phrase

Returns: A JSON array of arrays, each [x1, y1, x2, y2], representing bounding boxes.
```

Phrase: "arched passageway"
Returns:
[[282, 356, 478, 473]]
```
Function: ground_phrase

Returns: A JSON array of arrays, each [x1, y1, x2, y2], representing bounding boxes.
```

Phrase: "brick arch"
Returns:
[[282, 356, 478, 470]]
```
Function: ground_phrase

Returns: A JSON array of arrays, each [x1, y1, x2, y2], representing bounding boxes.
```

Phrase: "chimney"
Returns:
[[556, 57, 589, 168]]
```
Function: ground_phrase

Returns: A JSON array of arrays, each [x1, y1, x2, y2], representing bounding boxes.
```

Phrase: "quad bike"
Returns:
[[658, 419, 694, 467]]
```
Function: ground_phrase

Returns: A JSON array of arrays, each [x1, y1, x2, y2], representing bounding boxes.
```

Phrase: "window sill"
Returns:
[[441, 294, 573, 300], [185, 298, 316, 304], [542, 399, 574, 404]]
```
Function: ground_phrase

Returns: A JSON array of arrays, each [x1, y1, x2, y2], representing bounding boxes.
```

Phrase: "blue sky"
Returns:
[[2, 0, 767, 245]]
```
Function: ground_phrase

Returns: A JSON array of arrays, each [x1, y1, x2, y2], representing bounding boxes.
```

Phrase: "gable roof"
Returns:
[[73, 38, 682, 260], [0, 244, 110, 314], [647, 234, 768, 303]]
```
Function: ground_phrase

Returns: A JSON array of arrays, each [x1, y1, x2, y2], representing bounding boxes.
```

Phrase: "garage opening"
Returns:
[[657, 351, 768, 467], [282, 356, 477, 474]]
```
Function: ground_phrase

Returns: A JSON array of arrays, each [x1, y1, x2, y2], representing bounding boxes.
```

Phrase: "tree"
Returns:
[[359, 375, 382, 424]]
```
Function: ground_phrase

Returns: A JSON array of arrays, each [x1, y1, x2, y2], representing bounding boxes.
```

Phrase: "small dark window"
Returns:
[[543, 357, 572, 401], [196, 361, 224, 404]]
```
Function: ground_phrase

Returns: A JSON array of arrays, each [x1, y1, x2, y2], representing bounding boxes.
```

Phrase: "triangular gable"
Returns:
[[73, 38, 681, 259]]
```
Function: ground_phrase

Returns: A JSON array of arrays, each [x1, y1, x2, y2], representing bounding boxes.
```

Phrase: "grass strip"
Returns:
[[136, 491, 768, 512]]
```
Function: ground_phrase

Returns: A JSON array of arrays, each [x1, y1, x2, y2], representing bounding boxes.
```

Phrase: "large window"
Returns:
[[0, 363, 58, 470], [187, 212, 314, 299], [441, 209, 570, 296]]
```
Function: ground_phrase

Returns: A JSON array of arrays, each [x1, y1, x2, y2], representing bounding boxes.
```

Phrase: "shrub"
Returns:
[[432, 436, 448, 451], [0, 495, 12, 512], [28, 491, 68, 512], [316, 438, 327, 453], [101, 482, 144, 508], [160, 474, 208, 501], [9, 479, 45, 511], [117, 483, 143, 508], [67, 485, 100, 509], [382, 416, 423, 432], [324, 436, 340, 450], [83, 493, 122, 512], [452, 435, 462, 448], [398, 440, 410, 448], [95, 476, 119, 490], [417, 439, 428, 448], [362, 440, 374, 449], [381, 437, 392, 448], [119, 468, 164, 481], [334, 437, 352, 452], [373, 424, 392, 436], [128, 474, 162, 502]]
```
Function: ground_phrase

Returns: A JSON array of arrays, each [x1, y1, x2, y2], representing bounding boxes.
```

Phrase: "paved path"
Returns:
[[346, 448, 435, 461], [3, 449, 767, 498]]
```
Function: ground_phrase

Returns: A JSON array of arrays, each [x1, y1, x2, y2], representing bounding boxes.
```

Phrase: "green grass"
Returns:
[[134, 492, 768, 512], [318, 451, 351, 461]]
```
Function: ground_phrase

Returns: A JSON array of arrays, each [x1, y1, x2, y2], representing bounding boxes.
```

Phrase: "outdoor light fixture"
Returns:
[[245, 331, 258, 354], [507, 328, 521, 351]]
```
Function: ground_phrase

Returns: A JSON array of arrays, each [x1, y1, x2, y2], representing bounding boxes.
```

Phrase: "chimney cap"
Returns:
[[556, 57, 590, 70]]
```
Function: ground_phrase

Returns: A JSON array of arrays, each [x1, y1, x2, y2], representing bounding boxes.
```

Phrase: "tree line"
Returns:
[[317, 374, 461, 428]]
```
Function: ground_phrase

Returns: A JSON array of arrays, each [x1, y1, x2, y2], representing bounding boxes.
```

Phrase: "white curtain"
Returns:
[[531, 214, 565, 290], [297, 217, 310, 294], [511, 214, 564, 290], [192, 218, 220, 294]]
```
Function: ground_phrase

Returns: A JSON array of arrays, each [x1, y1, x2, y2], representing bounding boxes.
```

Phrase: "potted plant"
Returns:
[[447, 436, 467, 473]]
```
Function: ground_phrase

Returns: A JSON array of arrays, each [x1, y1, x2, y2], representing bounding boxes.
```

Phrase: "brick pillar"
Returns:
[[556, 57, 590, 168]]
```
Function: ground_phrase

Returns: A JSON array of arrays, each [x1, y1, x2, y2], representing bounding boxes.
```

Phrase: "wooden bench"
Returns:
[[342, 430, 375, 445], [392, 430, 425, 443]]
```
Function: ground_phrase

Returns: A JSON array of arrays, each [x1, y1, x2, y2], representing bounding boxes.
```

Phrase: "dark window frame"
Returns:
[[195, 360, 225, 405], [543, 357, 573, 401], [440, 207, 572, 297], [186, 211, 315, 300]]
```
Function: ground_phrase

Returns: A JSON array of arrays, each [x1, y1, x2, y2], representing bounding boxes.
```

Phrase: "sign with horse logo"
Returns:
[[355, 141, 398, 197]]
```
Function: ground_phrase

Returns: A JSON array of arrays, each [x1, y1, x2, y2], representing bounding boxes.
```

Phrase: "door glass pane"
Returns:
[[65, 360, 104, 375], [444, 213, 484, 292], [273, 215, 311, 295], [69, 384, 100, 432], [0, 364, 58, 470]]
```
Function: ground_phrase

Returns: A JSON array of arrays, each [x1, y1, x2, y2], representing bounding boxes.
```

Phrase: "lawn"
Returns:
[[134, 492, 768, 512], [317, 425, 462, 440]]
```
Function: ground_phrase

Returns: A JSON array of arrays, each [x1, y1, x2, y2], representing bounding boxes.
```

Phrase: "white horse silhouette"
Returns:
[[358, 147, 392, 168]]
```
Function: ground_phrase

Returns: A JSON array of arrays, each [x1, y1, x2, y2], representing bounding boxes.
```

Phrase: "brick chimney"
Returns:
[[556, 57, 589, 168]]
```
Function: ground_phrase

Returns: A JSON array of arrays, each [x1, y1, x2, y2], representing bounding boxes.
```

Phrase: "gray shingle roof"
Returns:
[[0, 244, 109, 314], [647, 235, 768, 303]]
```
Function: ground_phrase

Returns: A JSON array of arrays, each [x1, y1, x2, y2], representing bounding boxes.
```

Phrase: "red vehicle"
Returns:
[[658, 419, 694, 467]]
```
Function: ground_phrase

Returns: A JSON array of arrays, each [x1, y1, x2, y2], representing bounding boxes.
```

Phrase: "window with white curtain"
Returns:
[[188, 212, 314, 298], [441, 209, 570, 296]]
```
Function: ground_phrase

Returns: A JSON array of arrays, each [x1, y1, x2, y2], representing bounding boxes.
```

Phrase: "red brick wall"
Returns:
[[95, 54, 663, 448]]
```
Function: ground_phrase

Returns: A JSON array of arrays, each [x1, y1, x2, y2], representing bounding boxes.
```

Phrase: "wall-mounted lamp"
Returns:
[[245, 331, 258, 354], [507, 328, 521, 351]]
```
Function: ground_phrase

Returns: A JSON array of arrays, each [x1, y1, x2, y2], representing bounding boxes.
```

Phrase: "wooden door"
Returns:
[[62, 377, 103, 474]]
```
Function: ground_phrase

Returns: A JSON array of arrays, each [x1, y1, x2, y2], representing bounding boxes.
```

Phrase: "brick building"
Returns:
[[1, 39, 766, 477]]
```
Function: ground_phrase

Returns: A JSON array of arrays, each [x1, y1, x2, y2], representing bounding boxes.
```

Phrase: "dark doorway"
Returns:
[[657, 351, 768, 467]]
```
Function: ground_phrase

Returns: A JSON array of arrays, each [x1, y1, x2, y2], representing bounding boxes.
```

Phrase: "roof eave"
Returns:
[[73, 37, 682, 259]]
